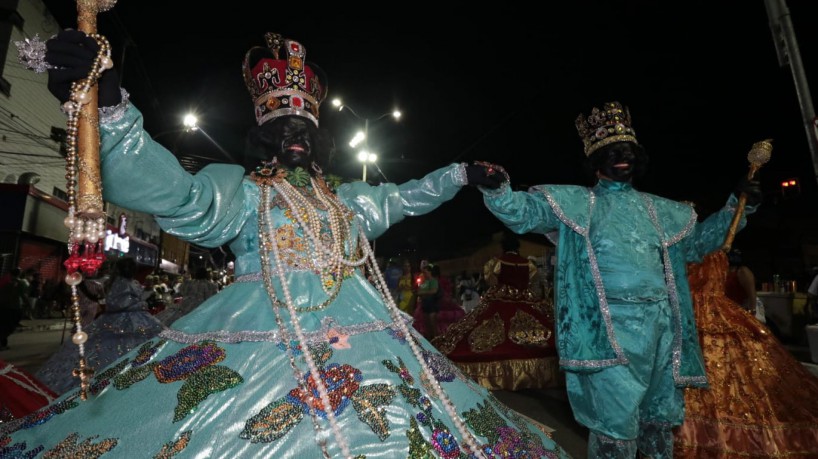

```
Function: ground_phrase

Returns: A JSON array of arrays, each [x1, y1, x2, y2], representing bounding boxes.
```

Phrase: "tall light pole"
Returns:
[[332, 98, 401, 182], [357, 148, 377, 182], [765, 0, 818, 188]]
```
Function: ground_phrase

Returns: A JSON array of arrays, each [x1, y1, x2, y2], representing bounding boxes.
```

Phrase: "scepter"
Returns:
[[74, 0, 117, 219], [16, 0, 118, 400], [64, 0, 118, 400], [721, 139, 773, 252]]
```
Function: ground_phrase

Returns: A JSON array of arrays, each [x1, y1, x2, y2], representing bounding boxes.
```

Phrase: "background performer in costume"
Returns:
[[433, 233, 558, 391], [472, 101, 761, 458]]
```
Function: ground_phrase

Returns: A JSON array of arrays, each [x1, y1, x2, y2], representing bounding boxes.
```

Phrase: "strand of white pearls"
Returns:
[[257, 189, 332, 459], [356, 229, 485, 457], [59, 33, 112, 400], [272, 178, 367, 268], [64, 211, 107, 244], [271, 178, 345, 281], [259, 184, 352, 459]]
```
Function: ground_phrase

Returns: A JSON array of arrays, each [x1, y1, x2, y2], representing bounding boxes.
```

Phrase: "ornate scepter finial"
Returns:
[[722, 139, 773, 252]]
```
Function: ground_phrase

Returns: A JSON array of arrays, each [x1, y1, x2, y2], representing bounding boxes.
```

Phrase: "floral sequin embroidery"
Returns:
[[42, 432, 118, 458], [241, 343, 396, 443], [383, 357, 469, 458], [104, 340, 243, 423]]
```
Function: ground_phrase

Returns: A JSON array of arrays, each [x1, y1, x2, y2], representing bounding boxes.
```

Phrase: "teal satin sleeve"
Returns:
[[99, 104, 252, 247], [481, 184, 562, 235], [682, 194, 755, 262], [336, 163, 466, 239]]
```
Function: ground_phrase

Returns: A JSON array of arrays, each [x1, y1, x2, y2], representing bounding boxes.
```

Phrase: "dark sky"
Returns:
[[43, 1, 818, 259]]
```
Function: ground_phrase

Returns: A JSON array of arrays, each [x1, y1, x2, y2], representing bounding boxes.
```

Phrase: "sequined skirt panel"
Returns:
[[2, 279, 571, 458]]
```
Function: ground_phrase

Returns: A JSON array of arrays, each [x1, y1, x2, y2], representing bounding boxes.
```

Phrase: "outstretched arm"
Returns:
[[336, 163, 469, 239]]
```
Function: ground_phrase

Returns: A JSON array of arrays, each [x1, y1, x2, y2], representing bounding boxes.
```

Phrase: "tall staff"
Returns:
[[722, 139, 773, 252], [16, 0, 118, 401], [63, 0, 118, 400], [74, 0, 116, 218]]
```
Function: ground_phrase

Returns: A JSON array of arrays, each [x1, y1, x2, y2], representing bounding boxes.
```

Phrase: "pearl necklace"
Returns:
[[60, 33, 114, 401], [269, 176, 367, 313], [258, 183, 351, 458], [355, 232, 484, 457], [255, 172, 485, 458]]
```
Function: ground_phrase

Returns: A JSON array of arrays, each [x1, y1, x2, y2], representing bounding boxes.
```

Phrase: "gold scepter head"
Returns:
[[722, 139, 773, 252], [746, 139, 773, 179]]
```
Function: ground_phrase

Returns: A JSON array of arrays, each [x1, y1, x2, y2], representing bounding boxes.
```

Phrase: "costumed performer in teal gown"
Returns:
[[1, 30, 571, 458], [472, 102, 762, 458]]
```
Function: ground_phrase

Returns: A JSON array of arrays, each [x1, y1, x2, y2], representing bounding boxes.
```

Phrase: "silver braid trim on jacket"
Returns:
[[538, 187, 630, 369], [641, 194, 707, 386]]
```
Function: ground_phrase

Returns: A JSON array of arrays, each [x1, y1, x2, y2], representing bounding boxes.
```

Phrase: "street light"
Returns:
[[357, 150, 378, 182], [332, 98, 401, 182], [177, 113, 237, 164], [152, 112, 237, 164]]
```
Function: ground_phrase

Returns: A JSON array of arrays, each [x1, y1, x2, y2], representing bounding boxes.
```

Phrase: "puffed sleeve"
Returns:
[[480, 184, 562, 236], [98, 104, 253, 248], [682, 194, 757, 262], [335, 163, 468, 239]]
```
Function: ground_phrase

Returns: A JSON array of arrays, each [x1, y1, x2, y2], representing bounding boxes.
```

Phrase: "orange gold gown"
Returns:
[[673, 250, 818, 458]]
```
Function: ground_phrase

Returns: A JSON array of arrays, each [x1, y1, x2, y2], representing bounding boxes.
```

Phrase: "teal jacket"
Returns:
[[482, 179, 754, 388]]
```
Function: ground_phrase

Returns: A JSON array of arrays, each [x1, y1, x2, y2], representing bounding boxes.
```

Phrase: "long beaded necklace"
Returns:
[[254, 169, 485, 458], [257, 181, 351, 458], [59, 33, 114, 400], [271, 175, 368, 306], [356, 232, 484, 456]]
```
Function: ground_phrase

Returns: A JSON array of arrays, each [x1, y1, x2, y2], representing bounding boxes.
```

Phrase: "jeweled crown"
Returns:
[[242, 33, 327, 127], [575, 101, 638, 156]]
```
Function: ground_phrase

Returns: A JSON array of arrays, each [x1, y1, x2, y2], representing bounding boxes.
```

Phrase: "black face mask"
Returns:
[[268, 116, 316, 170], [590, 142, 646, 182]]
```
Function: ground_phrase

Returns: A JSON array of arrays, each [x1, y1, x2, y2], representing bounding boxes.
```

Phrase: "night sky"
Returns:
[[42, 1, 818, 260]]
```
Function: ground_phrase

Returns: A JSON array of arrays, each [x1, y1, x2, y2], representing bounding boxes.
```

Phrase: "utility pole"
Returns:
[[764, 0, 818, 188]]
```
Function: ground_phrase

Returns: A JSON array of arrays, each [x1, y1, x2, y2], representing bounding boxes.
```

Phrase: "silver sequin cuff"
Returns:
[[58, 87, 131, 123], [99, 88, 130, 124], [452, 163, 469, 186]]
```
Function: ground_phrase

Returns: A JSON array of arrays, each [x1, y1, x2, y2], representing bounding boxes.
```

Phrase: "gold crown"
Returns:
[[575, 101, 638, 156], [242, 33, 327, 126]]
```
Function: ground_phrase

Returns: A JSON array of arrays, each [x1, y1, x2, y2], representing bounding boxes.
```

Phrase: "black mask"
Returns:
[[589, 142, 647, 182], [244, 115, 336, 175], [268, 116, 317, 171]]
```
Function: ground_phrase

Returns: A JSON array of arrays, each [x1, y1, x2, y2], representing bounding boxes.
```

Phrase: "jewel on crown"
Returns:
[[242, 32, 327, 127], [575, 101, 639, 156]]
